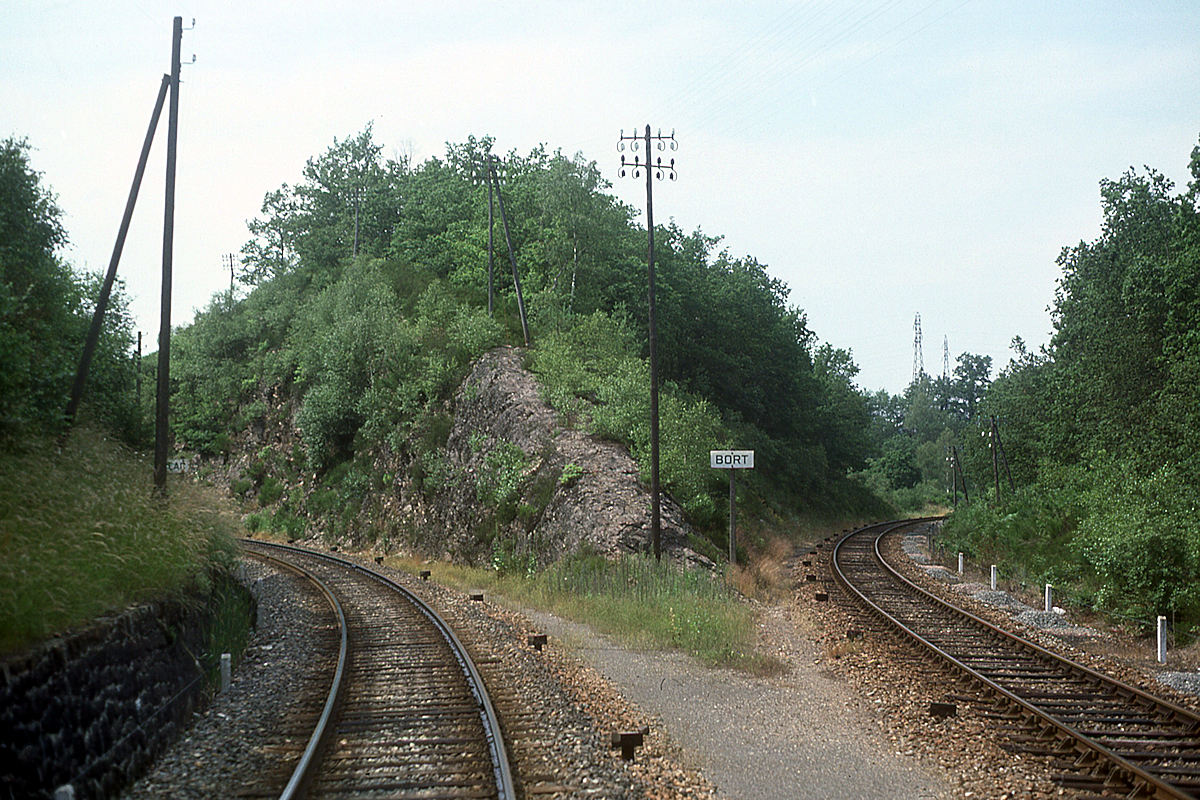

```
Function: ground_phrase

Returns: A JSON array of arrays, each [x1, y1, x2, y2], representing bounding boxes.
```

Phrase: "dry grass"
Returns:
[[728, 537, 792, 602], [0, 426, 239, 654], [824, 639, 865, 659]]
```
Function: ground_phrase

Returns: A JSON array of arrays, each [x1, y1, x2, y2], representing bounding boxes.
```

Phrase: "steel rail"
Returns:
[[832, 520, 1200, 800], [241, 542, 349, 800], [243, 539, 517, 800]]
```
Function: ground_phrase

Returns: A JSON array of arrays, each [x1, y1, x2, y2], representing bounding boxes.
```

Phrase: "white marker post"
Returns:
[[710, 450, 754, 565]]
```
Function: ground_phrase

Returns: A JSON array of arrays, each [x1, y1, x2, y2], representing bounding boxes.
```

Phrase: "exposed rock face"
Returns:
[[427, 347, 711, 567], [211, 347, 711, 568]]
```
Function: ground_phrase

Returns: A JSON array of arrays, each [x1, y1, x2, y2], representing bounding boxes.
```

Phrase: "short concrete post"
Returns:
[[1158, 616, 1168, 664], [990, 565, 997, 590], [53, 786, 75, 800], [1045, 584, 1053, 613], [958, 552, 964, 575], [221, 653, 232, 692]]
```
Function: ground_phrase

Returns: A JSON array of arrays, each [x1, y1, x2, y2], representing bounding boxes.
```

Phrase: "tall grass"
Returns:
[[0, 426, 240, 654], [396, 550, 783, 675]]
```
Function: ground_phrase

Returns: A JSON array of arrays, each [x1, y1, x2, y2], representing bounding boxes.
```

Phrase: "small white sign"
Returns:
[[710, 450, 754, 469], [167, 458, 190, 473]]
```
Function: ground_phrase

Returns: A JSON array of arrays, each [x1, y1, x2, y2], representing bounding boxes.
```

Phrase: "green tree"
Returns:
[[949, 352, 991, 421], [0, 136, 136, 439]]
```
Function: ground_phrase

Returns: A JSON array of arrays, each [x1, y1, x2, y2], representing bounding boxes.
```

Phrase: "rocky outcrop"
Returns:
[[421, 347, 711, 567], [214, 347, 711, 568]]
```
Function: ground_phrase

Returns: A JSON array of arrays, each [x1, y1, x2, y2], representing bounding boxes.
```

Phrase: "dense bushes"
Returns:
[[942, 137, 1200, 633]]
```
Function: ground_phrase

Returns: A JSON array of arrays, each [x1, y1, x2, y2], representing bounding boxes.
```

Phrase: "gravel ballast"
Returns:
[[122, 559, 335, 799]]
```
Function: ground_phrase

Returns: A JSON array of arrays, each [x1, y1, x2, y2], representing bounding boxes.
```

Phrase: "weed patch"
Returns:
[[390, 550, 783, 674]]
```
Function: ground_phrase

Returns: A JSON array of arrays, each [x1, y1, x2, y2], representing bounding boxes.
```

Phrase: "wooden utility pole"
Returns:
[[618, 126, 677, 561], [135, 331, 142, 408], [225, 253, 236, 298], [64, 74, 170, 426], [487, 171, 495, 316], [953, 445, 969, 504], [985, 416, 1001, 505], [154, 16, 182, 494]]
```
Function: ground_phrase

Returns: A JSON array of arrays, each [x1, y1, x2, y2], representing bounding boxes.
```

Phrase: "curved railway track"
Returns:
[[242, 539, 515, 800], [832, 520, 1200, 799]]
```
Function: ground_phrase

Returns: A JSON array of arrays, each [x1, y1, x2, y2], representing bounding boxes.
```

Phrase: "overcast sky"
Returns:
[[3, 1, 1198, 394]]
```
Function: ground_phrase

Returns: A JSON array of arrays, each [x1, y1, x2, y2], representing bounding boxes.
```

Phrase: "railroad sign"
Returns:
[[710, 450, 754, 566], [710, 450, 754, 469]]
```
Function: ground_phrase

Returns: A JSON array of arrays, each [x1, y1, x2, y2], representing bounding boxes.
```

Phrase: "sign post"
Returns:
[[710, 450, 754, 565]]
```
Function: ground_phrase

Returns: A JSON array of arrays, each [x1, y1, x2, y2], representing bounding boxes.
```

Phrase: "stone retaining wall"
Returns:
[[0, 586, 249, 799]]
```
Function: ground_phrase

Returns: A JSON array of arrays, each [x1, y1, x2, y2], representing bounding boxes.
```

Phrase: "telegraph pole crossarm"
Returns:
[[617, 125, 678, 561]]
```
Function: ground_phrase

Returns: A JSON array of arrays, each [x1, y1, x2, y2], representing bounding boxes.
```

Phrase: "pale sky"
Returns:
[[3, 1, 1198, 393]]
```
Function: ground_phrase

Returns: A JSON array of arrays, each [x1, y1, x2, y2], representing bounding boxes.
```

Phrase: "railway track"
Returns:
[[242, 539, 515, 800], [831, 520, 1200, 799]]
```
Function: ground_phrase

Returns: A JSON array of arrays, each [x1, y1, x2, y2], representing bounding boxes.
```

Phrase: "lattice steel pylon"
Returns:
[[913, 312, 924, 383]]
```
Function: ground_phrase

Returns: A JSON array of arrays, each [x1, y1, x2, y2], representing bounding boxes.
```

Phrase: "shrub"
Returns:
[[559, 462, 583, 487], [257, 476, 284, 506], [1074, 463, 1200, 622]]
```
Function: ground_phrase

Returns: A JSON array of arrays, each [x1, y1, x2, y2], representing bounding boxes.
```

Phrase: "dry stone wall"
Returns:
[[0, 594, 234, 799]]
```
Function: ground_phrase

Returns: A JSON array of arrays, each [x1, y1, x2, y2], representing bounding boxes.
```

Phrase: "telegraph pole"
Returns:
[[135, 331, 142, 409], [487, 163, 495, 316], [154, 16, 183, 494], [618, 125, 677, 561], [982, 415, 1002, 504], [224, 253, 236, 299]]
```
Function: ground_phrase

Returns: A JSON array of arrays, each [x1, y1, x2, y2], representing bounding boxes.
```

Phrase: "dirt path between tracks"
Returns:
[[521, 600, 952, 800]]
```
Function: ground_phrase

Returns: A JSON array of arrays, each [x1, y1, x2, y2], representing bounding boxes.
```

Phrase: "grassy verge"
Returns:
[[0, 425, 241, 654], [389, 548, 786, 676]]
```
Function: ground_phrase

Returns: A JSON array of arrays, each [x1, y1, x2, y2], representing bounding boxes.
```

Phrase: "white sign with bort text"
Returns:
[[710, 450, 754, 469]]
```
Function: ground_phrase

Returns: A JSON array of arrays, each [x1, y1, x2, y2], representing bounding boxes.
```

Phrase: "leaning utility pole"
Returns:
[[488, 160, 529, 346], [618, 125, 677, 561], [154, 16, 183, 494], [64, 73, 170, 426]]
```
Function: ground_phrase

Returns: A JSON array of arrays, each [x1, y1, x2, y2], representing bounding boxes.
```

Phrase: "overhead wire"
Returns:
[[727, 0, 977, 142], [683, 0, 924, 140]]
